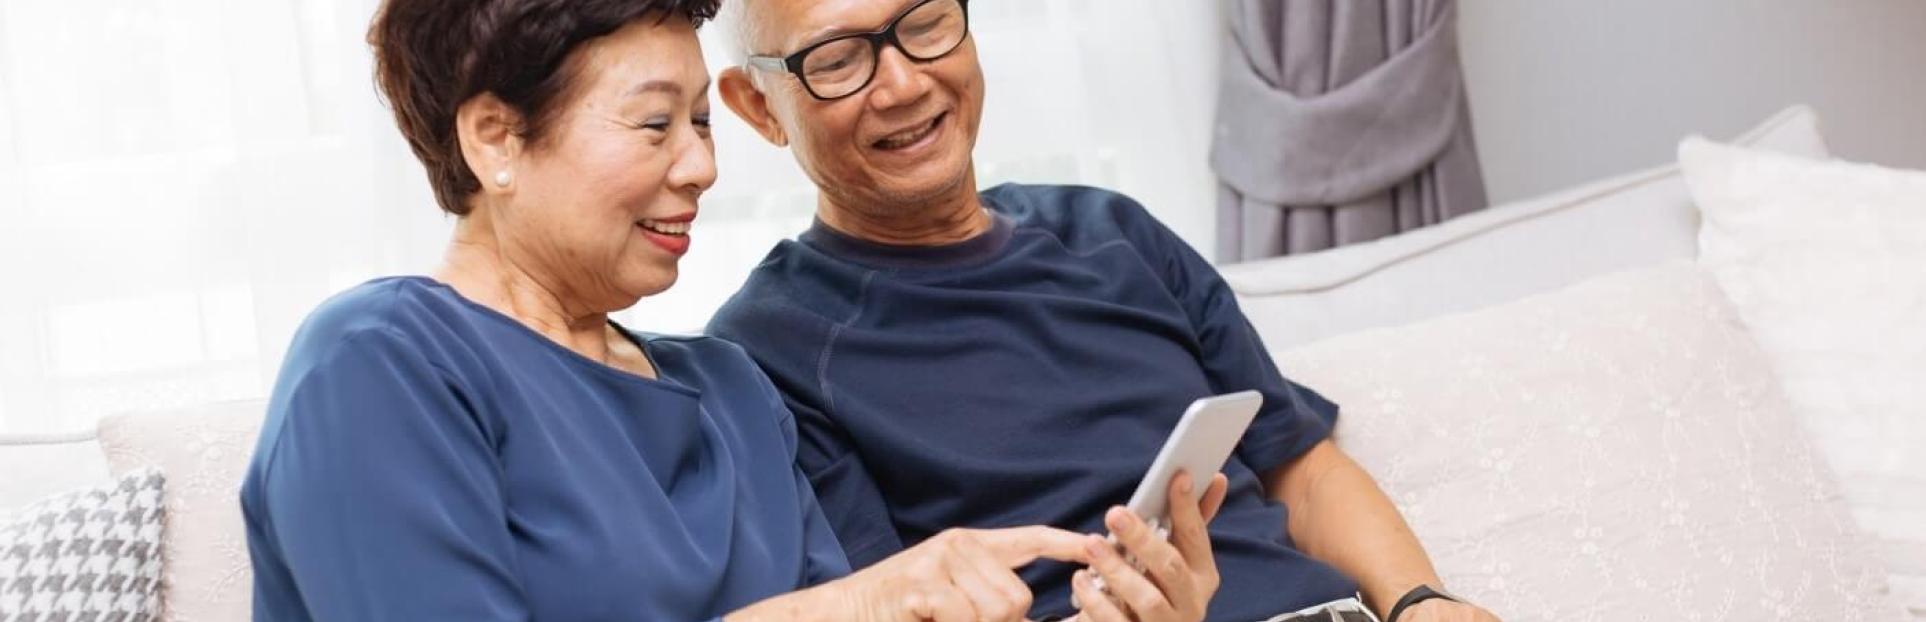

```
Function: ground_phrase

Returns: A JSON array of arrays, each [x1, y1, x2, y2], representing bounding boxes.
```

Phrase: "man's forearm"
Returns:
[[1265, 440, 1441, 616]]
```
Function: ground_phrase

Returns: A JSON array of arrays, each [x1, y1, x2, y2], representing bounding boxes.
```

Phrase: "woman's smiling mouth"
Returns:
[[637, 219, 691, 235], [637, 217, 693, 256]]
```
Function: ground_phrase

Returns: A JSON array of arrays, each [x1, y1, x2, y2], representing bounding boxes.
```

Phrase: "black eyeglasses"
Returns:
[[746, 0, 971, 101]]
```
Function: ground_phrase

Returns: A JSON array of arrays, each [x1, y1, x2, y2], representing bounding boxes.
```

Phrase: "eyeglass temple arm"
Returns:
[[745, 56, 788, 71]]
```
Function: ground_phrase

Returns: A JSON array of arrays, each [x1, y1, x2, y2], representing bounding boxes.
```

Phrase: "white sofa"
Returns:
[[1226, 105, 1908, 619], [2, 106, 1908, 620], [3, 400, 267, 621], [0, 431, 113, 510]]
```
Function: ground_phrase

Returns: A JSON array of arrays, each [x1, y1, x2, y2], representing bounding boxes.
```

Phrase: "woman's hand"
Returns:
[[852, 526, 1091, 622], [1069, 471, 1230, 622], [729, 525, 1091, 622]]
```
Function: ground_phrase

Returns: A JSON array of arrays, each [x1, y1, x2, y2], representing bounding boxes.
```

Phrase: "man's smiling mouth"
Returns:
[[874, 112, 948, 151]]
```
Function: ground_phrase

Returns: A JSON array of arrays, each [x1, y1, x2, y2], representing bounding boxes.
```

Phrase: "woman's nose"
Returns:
[[669, 132, 718, 194]]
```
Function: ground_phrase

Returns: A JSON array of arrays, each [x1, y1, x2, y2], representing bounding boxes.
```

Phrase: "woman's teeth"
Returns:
[[638, 220, 690, 236], [876, 114, 941, 150]]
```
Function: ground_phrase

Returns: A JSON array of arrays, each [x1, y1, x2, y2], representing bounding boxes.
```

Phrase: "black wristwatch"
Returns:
[[1385, 585, 1459, 622]]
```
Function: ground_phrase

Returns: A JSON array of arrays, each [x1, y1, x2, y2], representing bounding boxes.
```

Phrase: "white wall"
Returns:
[[0, 0, 1235, 432], [1458, 0, 1926, 204], [5, 1, 1921, 432]]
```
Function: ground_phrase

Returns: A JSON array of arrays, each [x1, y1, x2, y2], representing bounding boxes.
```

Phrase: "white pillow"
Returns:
[[1, 469, 166, 621], [1277, 263, 1900, 620], [98, 401, 267, 622], [1681, 138, 1926, 616]]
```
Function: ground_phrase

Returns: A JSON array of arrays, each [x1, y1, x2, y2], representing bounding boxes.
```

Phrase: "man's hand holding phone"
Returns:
[[1069, 470, 1229, 622]]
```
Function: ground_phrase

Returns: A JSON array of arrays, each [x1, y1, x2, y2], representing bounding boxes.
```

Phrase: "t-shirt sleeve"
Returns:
[[252, 328, 530, 621], [790, 398, 908, 570], [1118, 197, 1340, 476]]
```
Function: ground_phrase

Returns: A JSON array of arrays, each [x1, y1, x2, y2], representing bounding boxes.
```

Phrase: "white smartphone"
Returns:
[[1124, 390, 1263, 531], [1080, 391, 1262, 604]]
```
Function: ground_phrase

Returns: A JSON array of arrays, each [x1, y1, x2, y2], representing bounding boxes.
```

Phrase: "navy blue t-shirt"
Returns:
[[708, 184, 1358, 620], [243, 278, 849, 621]]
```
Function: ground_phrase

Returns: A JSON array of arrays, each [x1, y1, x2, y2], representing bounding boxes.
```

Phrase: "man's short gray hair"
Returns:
[[714, 0, 761, 64]]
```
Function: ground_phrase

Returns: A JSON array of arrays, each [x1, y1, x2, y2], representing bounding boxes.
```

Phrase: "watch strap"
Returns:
[[1385, 585, 1457, 622]]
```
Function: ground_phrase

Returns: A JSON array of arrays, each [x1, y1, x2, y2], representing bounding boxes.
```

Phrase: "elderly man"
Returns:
[[709, 1, 1501, 621]]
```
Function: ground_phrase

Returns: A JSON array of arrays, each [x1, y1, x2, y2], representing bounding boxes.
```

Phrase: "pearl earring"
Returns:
[[493, 170, 512, 188]]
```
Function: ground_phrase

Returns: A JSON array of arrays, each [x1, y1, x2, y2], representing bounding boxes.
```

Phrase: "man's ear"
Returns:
[[720, 66, 789, 147], [455, 92, 526, 193]]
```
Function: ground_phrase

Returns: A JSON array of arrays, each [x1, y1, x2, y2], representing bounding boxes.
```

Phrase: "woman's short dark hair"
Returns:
[[370, 0, 720, 215]]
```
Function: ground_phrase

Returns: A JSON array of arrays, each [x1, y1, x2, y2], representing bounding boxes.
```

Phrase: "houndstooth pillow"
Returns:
[[1, 469, 165, 622]]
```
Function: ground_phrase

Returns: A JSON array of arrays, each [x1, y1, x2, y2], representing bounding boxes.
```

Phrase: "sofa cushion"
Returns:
[[1275, 262, 1899, 619], [1681, 138, 1926, 616], [1224, 105, 1829, 351], [1, 468, 165, 621], [98, 400, 266, 622]]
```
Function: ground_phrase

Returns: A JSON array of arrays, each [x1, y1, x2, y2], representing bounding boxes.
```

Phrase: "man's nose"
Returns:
[[865, 44, 932, 110]]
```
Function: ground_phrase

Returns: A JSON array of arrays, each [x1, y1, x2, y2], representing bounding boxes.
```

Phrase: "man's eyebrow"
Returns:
[[789, 1, 918, 52], [794, 24, 865, 50]]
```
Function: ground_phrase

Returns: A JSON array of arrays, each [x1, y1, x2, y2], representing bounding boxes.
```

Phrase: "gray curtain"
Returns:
[[1212, 0, 1488, 261]]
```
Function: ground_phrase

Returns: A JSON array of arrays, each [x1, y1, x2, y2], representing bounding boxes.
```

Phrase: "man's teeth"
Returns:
[[638, 220, 690, 235], [877, 116, 939, 149]]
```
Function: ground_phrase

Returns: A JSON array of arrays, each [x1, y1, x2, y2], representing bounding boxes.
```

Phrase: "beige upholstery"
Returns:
[[1279, 263, 1901, 619]]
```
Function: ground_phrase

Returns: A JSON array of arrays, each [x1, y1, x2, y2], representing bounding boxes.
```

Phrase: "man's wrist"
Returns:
[[1384, 584, 1458, 622], [1363, 576, 1440, 617]]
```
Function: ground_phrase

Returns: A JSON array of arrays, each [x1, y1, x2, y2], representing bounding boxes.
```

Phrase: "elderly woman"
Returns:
[[240, 1, 1223, 621]]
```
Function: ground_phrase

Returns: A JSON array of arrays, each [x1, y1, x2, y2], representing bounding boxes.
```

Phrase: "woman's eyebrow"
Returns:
[[624, 79, 711, 98]]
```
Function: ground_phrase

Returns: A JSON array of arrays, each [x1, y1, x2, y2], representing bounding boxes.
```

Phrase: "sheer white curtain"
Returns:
[[0, 0, 1222, 434]]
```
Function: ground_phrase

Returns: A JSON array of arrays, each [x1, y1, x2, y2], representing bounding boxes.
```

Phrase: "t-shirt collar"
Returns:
[[800, 206, 1014, 270]]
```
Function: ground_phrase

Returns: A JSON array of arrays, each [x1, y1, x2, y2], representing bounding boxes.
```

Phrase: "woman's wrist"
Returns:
[[725, 581, 859, 622]]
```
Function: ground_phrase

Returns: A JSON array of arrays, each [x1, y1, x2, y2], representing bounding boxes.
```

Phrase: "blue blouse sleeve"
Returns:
[[712, 307, 904, 572], [254, 328, 530, 621], [1115, 198, 1340, 475]]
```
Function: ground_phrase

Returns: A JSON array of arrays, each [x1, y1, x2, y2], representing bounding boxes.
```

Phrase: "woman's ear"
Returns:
[[456, 92, 527, 193], [719, 67, 789, 147]]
